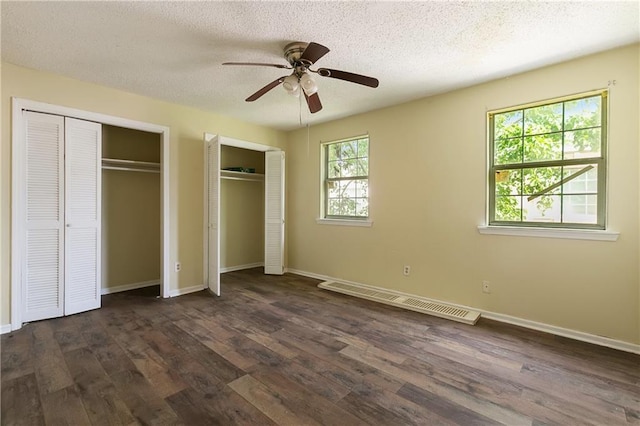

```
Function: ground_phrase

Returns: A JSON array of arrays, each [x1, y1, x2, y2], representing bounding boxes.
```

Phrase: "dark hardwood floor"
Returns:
[[2, 268, 639, 425]]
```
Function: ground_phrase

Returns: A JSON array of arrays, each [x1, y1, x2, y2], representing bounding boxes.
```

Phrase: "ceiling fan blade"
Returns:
[[223, 62, 291, 69], [317, 68, 379, 88], [246, 77, 286, 102], [305, 92, 323, 113], [300, 42, 330, 64]]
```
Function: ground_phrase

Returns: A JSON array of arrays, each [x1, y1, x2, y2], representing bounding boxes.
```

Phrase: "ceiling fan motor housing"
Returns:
[[284, 42, 311, 67]]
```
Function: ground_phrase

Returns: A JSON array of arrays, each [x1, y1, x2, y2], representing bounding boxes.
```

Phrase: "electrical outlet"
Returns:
[[403, 265, 411, 276], [175, 262, 181, 272], [482, 280, 490, 294]]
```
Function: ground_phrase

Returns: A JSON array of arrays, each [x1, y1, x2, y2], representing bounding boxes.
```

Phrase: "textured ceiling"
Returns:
[[2, 1, 638, 130]]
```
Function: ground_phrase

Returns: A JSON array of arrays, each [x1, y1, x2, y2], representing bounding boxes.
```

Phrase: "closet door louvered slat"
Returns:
[[264, 151, 284, 275], [64, 118, 101, 315], [22, 112, 65, 321]]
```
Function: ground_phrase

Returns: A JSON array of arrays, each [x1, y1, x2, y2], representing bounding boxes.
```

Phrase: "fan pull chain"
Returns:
[[307, 123, 310, 158], [299, 91, 303, 126]]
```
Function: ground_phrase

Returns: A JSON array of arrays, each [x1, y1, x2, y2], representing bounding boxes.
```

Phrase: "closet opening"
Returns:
[[203, 134, 285, 296], [220, 145, 265, 274], [102, 125, 162, 297]]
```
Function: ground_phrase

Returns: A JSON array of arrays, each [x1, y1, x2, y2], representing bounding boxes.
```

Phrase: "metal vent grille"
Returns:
[[318, 281, 480, 325]]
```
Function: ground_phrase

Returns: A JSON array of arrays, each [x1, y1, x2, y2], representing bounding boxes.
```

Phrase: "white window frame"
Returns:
[[483, 90, 619, 241], [318, 135, 372, 227]]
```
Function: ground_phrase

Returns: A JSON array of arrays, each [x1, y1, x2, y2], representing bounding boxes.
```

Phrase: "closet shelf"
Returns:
[[102, 158, 160, 174], [221, 170, 264, 182]]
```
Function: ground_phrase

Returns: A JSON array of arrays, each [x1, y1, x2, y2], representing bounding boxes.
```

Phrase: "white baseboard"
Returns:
[[287, 269, 640, 355], [101, 279, 160, 295], [0, 324, 12, 335], [220, 262, 264, 273], [169, 284, 206, 297]]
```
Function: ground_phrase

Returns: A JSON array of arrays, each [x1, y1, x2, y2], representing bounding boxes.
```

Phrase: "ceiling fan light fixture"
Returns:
[[300, 73, 318, 95], [287, 84, 301, 97], [282, 74, 299, 93]]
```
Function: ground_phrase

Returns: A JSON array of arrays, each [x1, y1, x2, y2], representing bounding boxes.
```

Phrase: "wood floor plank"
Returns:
[[166, 385, 278, 426], [397, 382, 501, 425], [51, 316, 88, 353], [340, 380, 459, 426], [1, 373, 45, 426], [339, 341, 533, 425], [173, 317, 258, 370], [109, 368, 181, 425], [159, 321, 246, 383], [129, 346, 189, 399], [136, 328, 229, 396], [247, 358, 352, 403], [164, 387, 222, 425], [63, 347, 136, 425], [1, 328, 35, 382], [40, 385, 92, 426], [252, 366, 370, 425], [228, 374, 321, 425]]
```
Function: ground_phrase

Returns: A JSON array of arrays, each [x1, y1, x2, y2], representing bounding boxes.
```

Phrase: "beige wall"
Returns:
[[220, 146, 265, 269], [1, 62, 286, 326], [287, 44, 640, 344], [102, 125, 161, 289]]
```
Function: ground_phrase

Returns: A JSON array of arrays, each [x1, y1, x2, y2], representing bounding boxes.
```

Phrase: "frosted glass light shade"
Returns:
[[300, 73, 318, 95], [288, 85, 300, 97], [283, 75, 299, 92]]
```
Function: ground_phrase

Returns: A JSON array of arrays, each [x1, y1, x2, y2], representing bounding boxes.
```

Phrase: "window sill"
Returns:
[[477, 225, 619, 241], [316, 218, 373, 227]]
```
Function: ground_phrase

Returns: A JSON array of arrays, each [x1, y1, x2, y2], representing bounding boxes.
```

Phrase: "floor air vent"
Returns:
[[318, 281, 480, 325]]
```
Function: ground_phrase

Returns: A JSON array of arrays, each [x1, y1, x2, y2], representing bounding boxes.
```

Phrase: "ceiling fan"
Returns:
[[223, 42, 379, 114]]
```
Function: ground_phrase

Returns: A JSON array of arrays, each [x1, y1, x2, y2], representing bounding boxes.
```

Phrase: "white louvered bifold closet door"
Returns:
[[22, 112, 65, 322], [207, 138, 221, 295], [64, 118, 101, 315], [264, 151, 285, 275]]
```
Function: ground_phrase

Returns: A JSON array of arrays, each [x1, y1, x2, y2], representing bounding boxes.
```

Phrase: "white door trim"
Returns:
[[11, 97, 172, 331]]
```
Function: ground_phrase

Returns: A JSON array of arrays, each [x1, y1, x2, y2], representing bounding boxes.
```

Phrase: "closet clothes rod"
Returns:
[[102, 158, 160, 173], [102, 165, 160, 174]]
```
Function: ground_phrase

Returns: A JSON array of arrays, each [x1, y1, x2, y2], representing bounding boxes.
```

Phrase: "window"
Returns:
[[489, 91, 607, 229], [322, 135, 369, 219]]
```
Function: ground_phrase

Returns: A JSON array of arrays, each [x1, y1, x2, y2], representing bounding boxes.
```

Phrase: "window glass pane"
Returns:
[[341, 180, 356, 198], [356, 158, 368, 176], [494, 137, 522, 165], [524, 195, 561, 223], [524, 103, 562, 135], [341, 141, 357, 159], [495, 169, 521, 196], [343, 158, 359, 177], [494, 110, 523, 140], [328, 144, 340, 161], [355, 179, 368, 198], [327, 181, 340, 198], [357, 139, 368, 157], [495, 196, 522, 221], [564, 96, 601, 131], [564, 128, 601, 158], [523, 167, 562, 195], [563, 164, 598, 194], [356, 198, 368, 217], [328, 198, 355, 216], [327, 160, 341, 178], [563, 194, 597, 224], [523, 133, 562, 163]]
